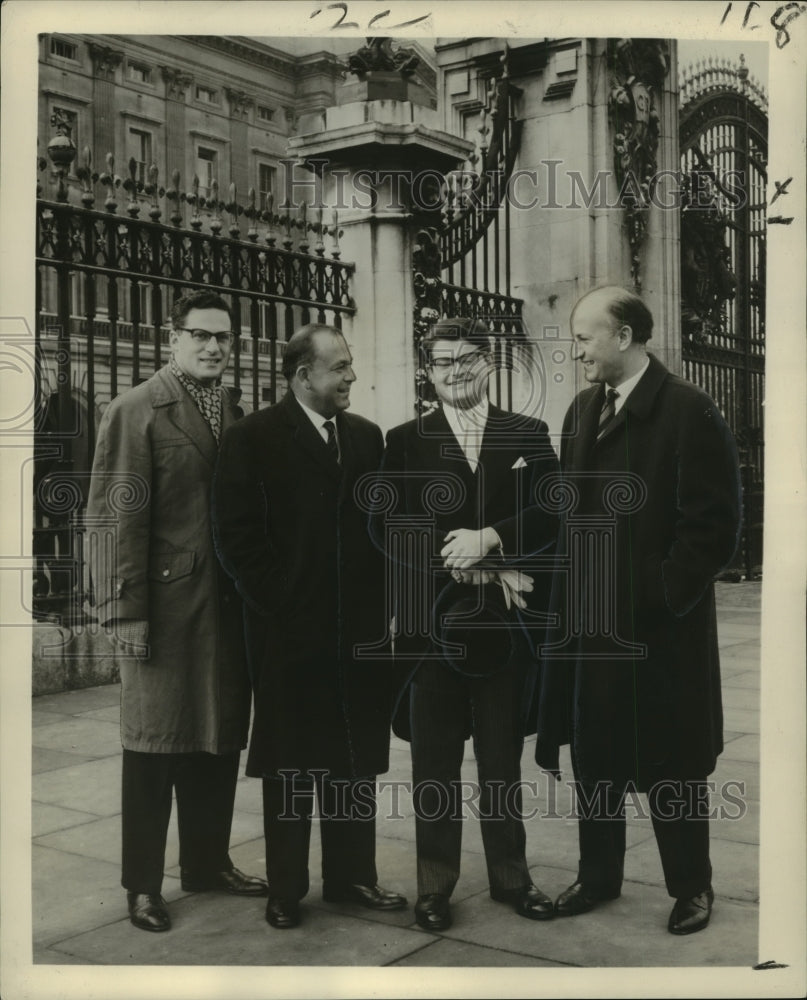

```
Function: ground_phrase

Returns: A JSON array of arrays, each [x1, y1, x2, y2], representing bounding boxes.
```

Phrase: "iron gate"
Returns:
[[679, 56, 767, 578]]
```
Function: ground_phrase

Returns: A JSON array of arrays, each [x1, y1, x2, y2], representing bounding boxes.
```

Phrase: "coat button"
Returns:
[[162, 568, 170, 577]]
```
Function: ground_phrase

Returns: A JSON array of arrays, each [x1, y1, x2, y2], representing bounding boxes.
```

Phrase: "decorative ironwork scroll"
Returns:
[[608, 38, 670, 288]]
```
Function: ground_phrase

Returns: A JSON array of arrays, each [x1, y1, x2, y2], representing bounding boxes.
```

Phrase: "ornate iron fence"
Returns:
[[34, 123, 355, 622]]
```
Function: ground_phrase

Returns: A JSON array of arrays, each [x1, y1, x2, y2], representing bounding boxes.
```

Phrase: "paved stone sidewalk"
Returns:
[[30, 584, 760, 969]]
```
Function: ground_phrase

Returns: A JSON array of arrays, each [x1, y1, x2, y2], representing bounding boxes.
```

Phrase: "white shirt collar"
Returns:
[[608, 357, 650, 415], [294, 393, 338, 442], [442, 398, 489, 471]]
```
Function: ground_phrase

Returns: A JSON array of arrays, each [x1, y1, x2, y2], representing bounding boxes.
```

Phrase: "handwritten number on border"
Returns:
[[310, 3, 431, 31], [721, 1, 806, 46]]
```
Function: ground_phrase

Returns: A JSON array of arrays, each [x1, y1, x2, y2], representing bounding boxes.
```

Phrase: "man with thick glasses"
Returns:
[[371, 317, 560, 931], [87, 289, 267, 934]]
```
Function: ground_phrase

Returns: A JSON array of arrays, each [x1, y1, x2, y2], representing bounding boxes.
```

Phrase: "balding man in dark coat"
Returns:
[[213, 323, 406, 930], [536, 287, 742, 936]]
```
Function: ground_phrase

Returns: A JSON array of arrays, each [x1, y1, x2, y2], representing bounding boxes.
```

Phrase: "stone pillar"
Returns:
[[161, 67, 193, 178], [642, 40, 681, 373], [226, 88, 254, 198], [287, 94, 472, 431], [88, 43, 123, 160]]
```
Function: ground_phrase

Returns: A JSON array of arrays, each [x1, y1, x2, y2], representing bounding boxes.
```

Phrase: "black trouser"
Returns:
[[571, 749, 712, 900], [410, 658, 531, 897], [121, 749, 240, 895], [261, 773, 378, 901]]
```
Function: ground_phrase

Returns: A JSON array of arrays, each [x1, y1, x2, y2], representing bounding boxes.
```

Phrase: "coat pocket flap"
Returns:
[[149, 551, 195, 582]]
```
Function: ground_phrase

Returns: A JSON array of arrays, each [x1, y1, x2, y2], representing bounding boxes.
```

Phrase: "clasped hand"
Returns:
[[440, 526, 500, 570]]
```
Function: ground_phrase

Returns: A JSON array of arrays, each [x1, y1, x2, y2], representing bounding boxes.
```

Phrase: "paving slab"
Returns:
[[32, 710, 76, 728], [715, 610, 761, 623], [709, 799, 759, 846], [721, 707, 760, 735], [423, 865, 757, 968], [33, 746, 96, 774], [76, 705, 121, 723], [720, 655, 760, 678], [388, 936, 563, 967], [33, 756, 122, 817], [628, 836, 758, 903], [32, 802, 101, 839], [32, 843, 195, 954], [31, 717, 121, 758], [722, 669, 761, 690], [50, 890, 429, 966], [719, 734, 760, 762], [720, 686, 760, 711], [713, 758, 759, 802], [32, 686, 121, 716]]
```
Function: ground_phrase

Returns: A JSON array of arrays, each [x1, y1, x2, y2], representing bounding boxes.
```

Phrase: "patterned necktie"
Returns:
[[597, 388, 619, 439], [323, 419, 340, 463]]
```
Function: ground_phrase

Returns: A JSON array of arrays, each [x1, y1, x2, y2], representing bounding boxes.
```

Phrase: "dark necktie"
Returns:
[[597, 388, 620, 439], [324, 419, 340, 463]]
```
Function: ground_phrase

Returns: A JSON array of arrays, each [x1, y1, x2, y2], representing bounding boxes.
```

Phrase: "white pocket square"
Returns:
[[511, 456, 527, 469]]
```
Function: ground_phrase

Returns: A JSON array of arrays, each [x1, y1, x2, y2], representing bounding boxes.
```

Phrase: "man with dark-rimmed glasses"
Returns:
[[371, 317, 560, 931], [87, 289, 267, 934]]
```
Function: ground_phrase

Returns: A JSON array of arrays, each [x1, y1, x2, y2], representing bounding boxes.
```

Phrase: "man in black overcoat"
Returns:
[[212, 323, 406, 929], [535, 286, 742, 935], [372, 318, 560, 931]]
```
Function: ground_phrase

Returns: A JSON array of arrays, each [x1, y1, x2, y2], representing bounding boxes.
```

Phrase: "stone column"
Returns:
[[226, 88, 254, 198], [161, 67, 193, 178], [641, 40, 681, 372], [88, 43, 123, 160], [287, 94, 472, 431]]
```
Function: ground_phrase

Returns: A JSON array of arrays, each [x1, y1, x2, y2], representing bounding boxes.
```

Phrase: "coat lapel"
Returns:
[[418, 408, 480, 500], [150, 367, 218, 466], [477, 404, 525, 507], [280, 390, 342, 482], [594, 353, 669, 447]]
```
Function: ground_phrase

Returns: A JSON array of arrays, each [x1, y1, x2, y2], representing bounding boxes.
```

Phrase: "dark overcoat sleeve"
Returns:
[[212, 416, 287, 618], [639, 389, 742, 617]]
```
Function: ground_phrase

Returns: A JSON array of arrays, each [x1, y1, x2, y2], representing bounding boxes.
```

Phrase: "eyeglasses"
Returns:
[[176, 328, 235, 346], [428, 349, 489, 371]]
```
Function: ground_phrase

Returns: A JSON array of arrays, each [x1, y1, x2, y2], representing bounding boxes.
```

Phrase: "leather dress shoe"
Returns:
[[668, 888, 714, 935], [265, 897, 300, 929], [322, 883, 407, 910], [180, 866, 268, 896], [127, 892, 171, 932], [491, 883, 555, 920], [414, 893, 452, 931], [554, 881, 621, 917]]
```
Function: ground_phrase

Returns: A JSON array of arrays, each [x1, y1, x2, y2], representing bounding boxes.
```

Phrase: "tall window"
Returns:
[[128, 128, 152, 185], [258, 163, 276, 211], [196, 147, 217, 199]]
